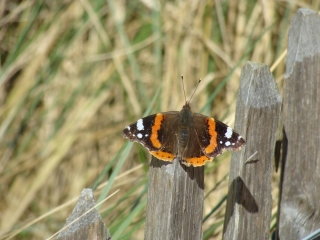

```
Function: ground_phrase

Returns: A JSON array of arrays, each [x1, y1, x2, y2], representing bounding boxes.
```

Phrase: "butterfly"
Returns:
[[122, 78, 245, 167]]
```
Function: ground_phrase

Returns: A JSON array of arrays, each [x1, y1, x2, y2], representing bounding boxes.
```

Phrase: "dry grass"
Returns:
[[0, 0, 319, 239]]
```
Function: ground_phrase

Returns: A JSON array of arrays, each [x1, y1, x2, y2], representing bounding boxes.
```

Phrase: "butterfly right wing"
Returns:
[[180, 113, 245, 166], [192, 113, 245, 158]]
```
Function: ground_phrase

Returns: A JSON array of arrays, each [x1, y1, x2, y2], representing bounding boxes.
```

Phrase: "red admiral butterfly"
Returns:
[[122, 77, 245, 167]]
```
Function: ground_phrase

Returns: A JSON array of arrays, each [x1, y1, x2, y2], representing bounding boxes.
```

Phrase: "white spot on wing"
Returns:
[[225, 141, 231, 146], [126, 126, 130, 130], [225, 127, 233, 139], [137, 119, 144, 131], [137, 133, 143, 138], [220, 141, 223, 144], [145, 134, 149, 137]]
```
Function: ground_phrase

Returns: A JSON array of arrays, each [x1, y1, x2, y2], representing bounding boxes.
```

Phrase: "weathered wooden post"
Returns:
[[223, 62, 282, 239], [278, 8, 320, 239], [144, 155, 204, 239], [57, 189, 111, 240]]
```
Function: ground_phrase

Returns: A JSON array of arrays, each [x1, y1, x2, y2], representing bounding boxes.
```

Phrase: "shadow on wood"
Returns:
[[145, 157, 204, 240], [150, 157, 205, 189], [223, 61, 281, 240], [224, 176, 258, 233]]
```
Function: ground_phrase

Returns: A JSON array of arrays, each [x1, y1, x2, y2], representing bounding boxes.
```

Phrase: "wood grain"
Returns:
[[57, 189, 111, 240], [279, 8, 320, 240], [223, 61, 281, 240], [145, 157, 204, 240]]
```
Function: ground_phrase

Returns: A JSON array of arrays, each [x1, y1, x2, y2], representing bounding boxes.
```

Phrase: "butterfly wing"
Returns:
[[210, 118, 245, 155], [122, 112, 180, 162], [181, 128, 210, 166], [181, 113, 245, 166]]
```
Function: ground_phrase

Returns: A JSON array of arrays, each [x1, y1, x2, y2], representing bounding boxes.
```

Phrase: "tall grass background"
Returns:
[[0, 0, 319, 239]]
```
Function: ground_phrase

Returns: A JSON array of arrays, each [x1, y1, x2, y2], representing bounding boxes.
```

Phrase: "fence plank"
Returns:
[[57, 188, 111, 240], [279, 8, 320, 239], [223, 62, 282, 239], [145, 157, 204, 240]]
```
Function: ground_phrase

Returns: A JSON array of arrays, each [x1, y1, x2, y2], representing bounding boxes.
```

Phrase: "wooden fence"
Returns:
[[56, 8, 320, 240]]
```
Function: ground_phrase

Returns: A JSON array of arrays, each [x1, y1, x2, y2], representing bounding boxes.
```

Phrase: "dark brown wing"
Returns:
[[181, 127, 210, 166], [122, 111, 180, 161], [151, 111, 181, 160], [123, 114, 160, 151], [181, 113, 245, 166], [210, 118, 245, 156]]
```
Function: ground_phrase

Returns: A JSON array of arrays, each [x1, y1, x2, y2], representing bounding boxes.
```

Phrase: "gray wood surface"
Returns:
[[57, 188, 111, 240], [144, 157, 204, 240], [279, 8, 320, 240], [223, 62, 282, 239]]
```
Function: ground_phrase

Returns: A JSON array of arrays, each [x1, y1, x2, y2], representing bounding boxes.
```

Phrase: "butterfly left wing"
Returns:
[[122, 112, 180, 162], [181, 113, 245, 167]]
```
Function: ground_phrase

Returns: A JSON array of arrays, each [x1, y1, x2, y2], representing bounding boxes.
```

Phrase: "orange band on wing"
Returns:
[[185, 155, 210, 167], [204, 118, 218, 154], [150, 114, 165, 149], [150, 151, 175, 161]]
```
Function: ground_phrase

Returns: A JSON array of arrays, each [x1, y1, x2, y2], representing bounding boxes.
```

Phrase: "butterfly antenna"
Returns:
[[188, 79, 201, 103], [181, 75, 187, 103]]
